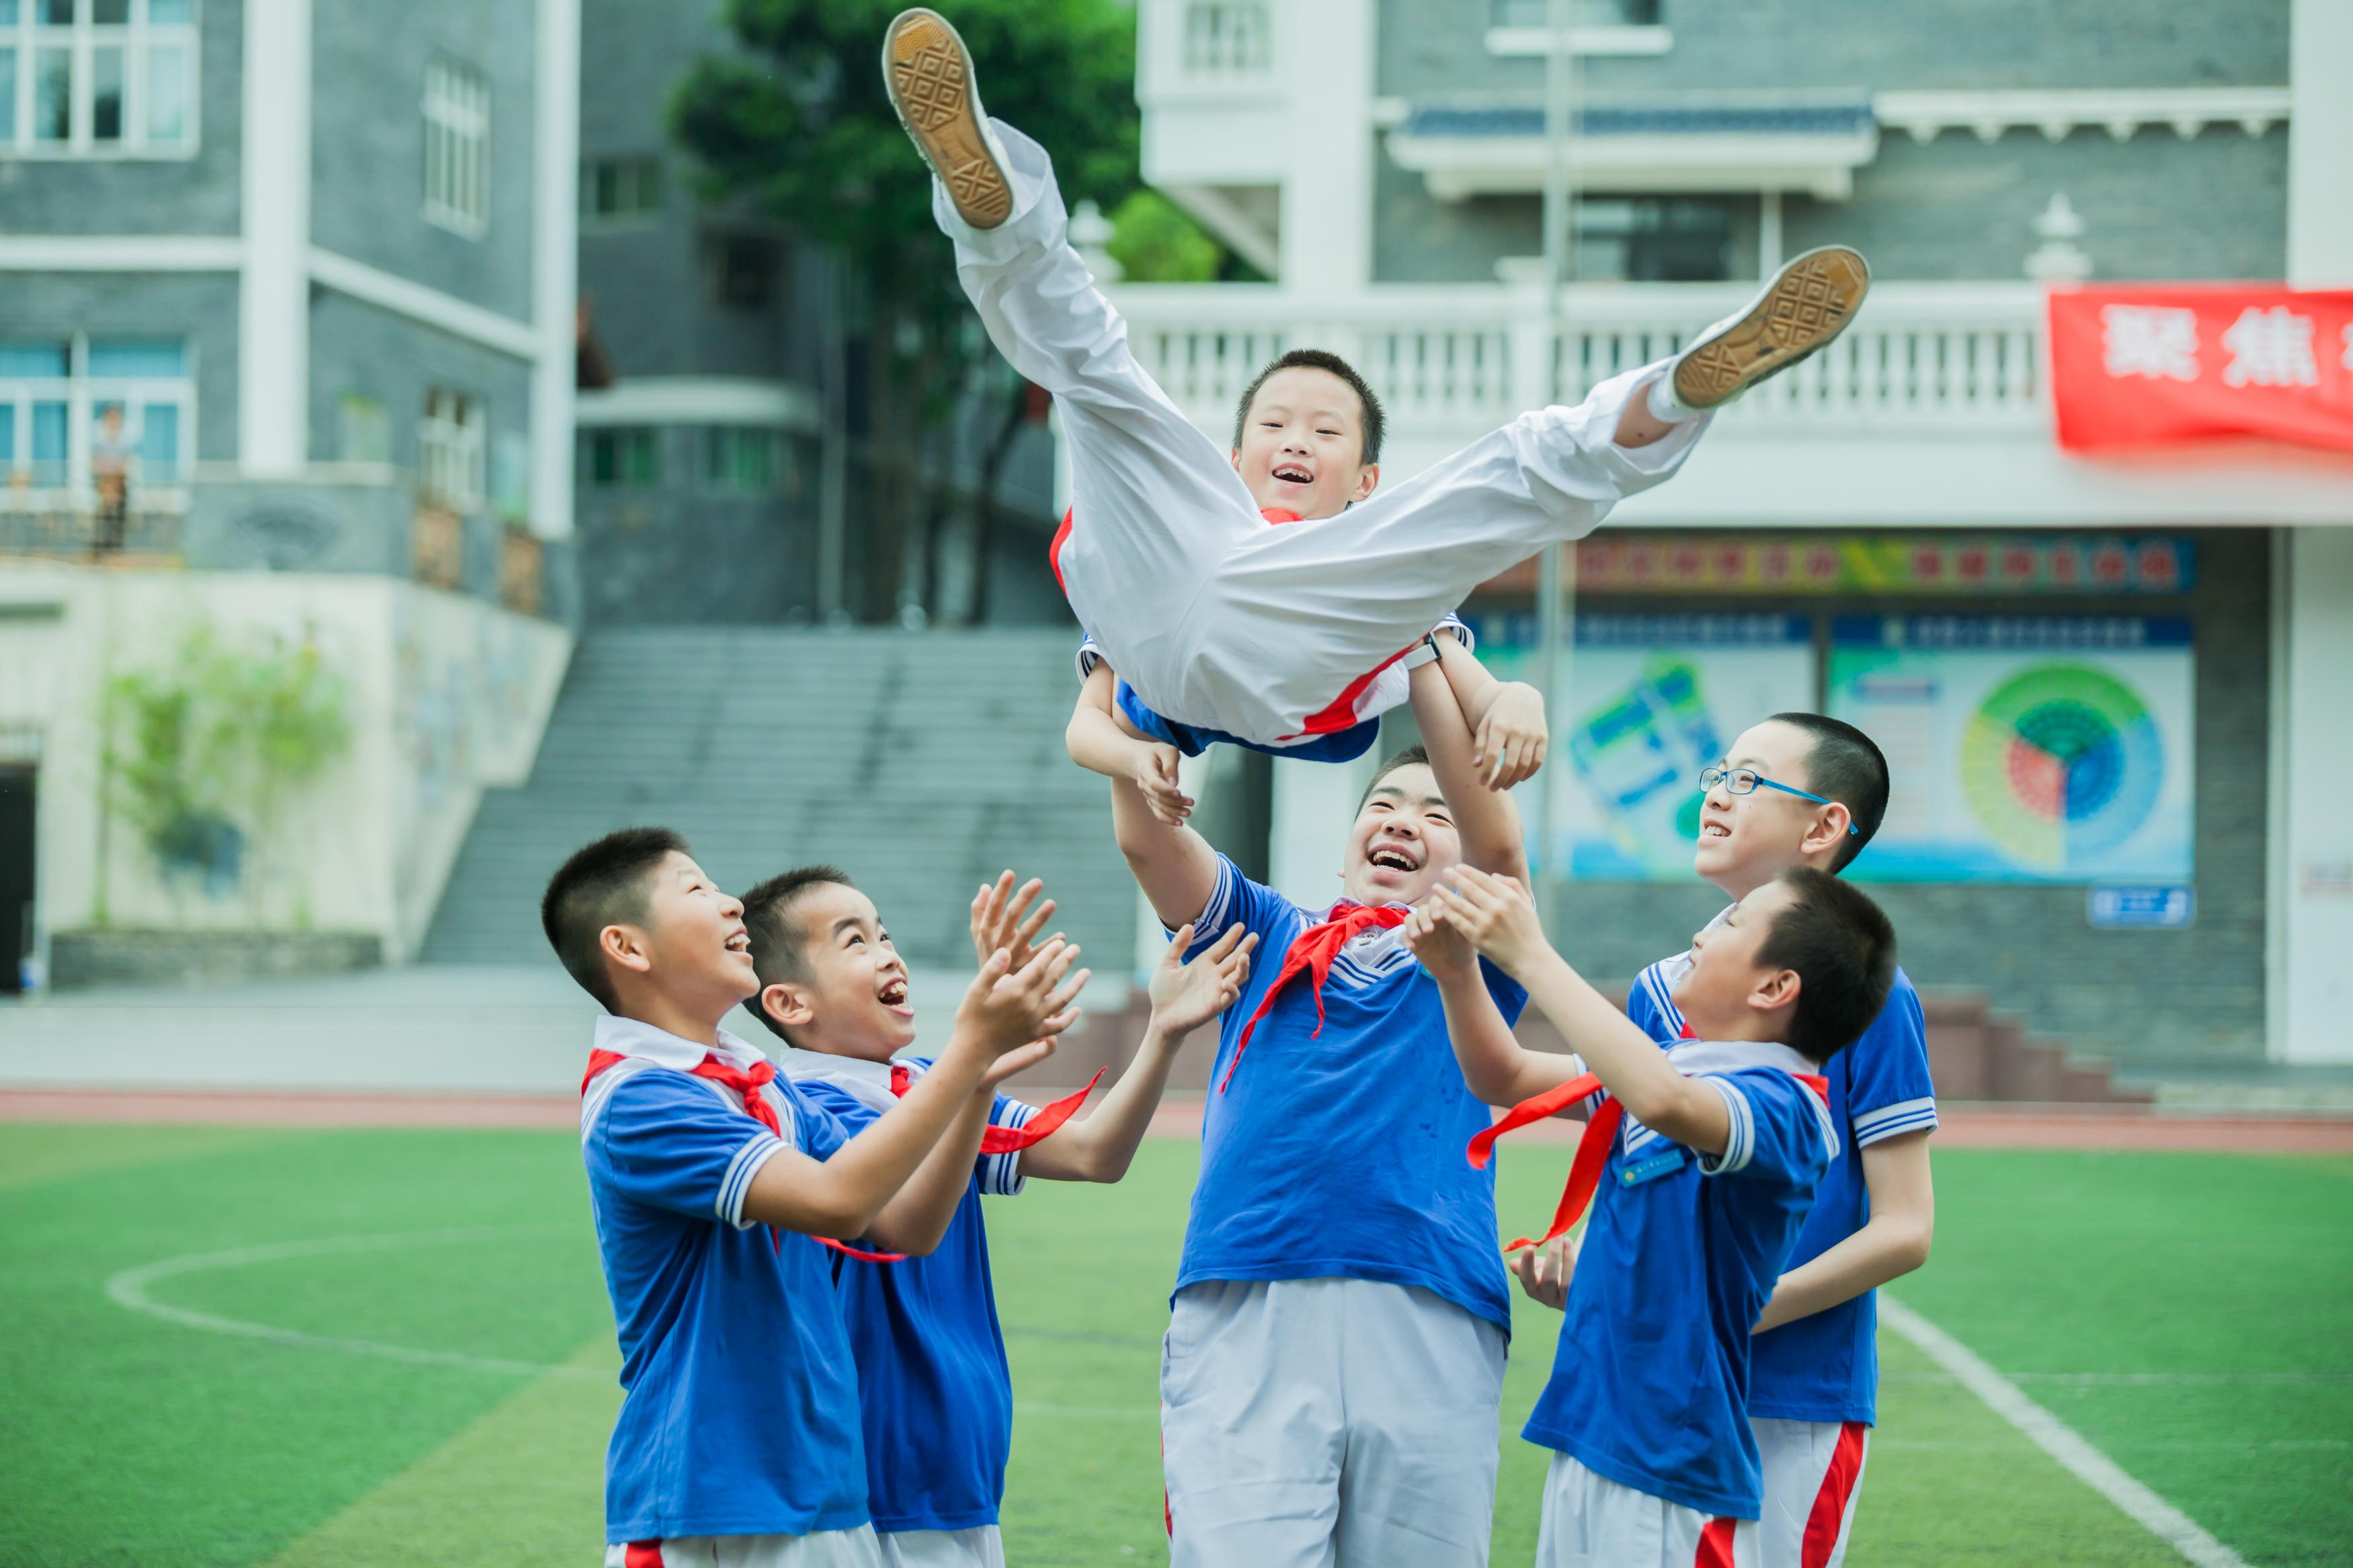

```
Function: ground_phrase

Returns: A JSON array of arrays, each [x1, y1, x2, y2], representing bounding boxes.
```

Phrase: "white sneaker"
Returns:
[[882, 8, 1015, 231], [1657, 246, 1872, 417]]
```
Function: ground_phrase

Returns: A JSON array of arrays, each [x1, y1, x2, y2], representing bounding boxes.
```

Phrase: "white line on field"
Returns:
[[1879, 1295, 2253, 1568]]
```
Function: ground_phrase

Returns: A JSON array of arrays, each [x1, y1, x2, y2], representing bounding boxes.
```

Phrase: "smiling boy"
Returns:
[[881, 7, 1869, 799], [1410, 863, 1897, 1567], [544, 829, 1081, 1568], [735, 866, 1253, 1568]]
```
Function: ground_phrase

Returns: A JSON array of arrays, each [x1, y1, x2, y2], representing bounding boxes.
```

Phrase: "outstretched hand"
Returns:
[[971, 871, 1058, 972], [1472, 682, 1549, 792], [1148, 922, 1259, 1038], [1135, 743, 1194, 826], [955, 938, 1090, 1059], [1429, 865, 1554, 981]]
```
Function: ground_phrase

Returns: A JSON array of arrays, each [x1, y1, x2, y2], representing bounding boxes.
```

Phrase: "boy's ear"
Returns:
[[1349, 463, 1380, 504], [760, 981, 815, 1032], [1799, 803, 1852, 861], [1748, 966, 1801, 1016], [599, 922, 653, 979]]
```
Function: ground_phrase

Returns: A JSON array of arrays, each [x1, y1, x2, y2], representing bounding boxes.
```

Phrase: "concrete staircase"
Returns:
[[422, 628, 1137, 975]]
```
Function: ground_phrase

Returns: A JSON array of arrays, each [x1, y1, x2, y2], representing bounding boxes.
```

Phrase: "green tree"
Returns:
[[672, 0, 1141, 622], [1107, 189, 1224, 284]]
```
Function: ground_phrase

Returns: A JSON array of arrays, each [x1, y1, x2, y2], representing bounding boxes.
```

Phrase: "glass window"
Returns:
[[40, 0, 71, 22], [0, 49, 15, 138], [34, 47, 70, 141], [422, 57, 491, 235], [0, 341, 70, 376], [337, 393, 390, 463], [93, 0, 125, 22], [138, 403, 178, 477], [145, 42, 186, 141], [30, 402, 67, 485], [87, 339, 184, 376], [0, 412, 13, 466], [91, 45, 123, 140], [148, 0, 190, 19], [707, 427, 779, 491], [585, 428, 659, 487], [0, 3, 19, 26]]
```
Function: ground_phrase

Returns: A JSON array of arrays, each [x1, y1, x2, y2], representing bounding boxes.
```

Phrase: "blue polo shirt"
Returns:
[[580, 1019, 869, 1544], [1522, 1041, 1838, 1520], [781, 1050, 1037, 1536], [1630, 933, 1938, 1424], [1175, 855, 1527, 1332]]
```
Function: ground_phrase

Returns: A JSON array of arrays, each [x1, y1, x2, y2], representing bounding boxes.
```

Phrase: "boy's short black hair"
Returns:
[[1768, 712, 1891, 873], [541, 827, 689, 1014], [1358, 743, 1431, 811], [739, 864, 855, 1042], [1757, 867, 1899, 1064], [1232, 347, 1386, 466]]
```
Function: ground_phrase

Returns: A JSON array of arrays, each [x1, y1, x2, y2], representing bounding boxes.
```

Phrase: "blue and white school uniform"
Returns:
[[1523, 1040, 1838, 1568], [1158, 856, 1528, 1568], [1631, 928, 1938, 1568], [579, 1016, 884, 1568], [778, 1049, 1039, 1568], [935, 118, 1710, 750], [1074, 613, 1475, 764]]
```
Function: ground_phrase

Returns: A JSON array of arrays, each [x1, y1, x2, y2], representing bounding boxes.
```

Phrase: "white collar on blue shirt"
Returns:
[[775, 1046, 910, 1114], [591, 1014, 772, 1073], [1663, 1037, 1818, 1079]]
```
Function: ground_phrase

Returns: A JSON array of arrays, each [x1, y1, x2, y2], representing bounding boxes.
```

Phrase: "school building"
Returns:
[[1113, 0, 2353, 1070]]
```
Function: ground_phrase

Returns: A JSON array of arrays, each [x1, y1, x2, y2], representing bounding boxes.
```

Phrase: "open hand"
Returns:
[[1511, 1231, 1578, 1311], [1135, 743, 1194, 826], [957, 938, 1089, 1058], [1473, 682, 1549, 792], [1429, 865, 1552, 980], [1147, 923, 1259, 1038], [971, 871, 1057, 971], [1402, 898, 1477, 981]]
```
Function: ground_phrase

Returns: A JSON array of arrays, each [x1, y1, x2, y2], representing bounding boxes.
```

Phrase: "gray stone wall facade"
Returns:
[[1497, 526, 2271, 1071], [0, 272, 241, 462], [307, 292, 534, 481], [0, 0, 243, 235], [309, 0, 539, 323]]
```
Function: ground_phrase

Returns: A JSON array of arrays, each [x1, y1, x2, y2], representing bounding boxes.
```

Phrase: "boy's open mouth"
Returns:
[[723, 928, 751, 954], [1700, 821, 1731, 839], [1272, 462, 1314, 485], [877, 977, 910, 1011], [1368, 846, 1419, 872]]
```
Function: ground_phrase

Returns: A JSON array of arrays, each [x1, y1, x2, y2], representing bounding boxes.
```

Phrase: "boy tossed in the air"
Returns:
[[1406, 862, 1896, 1567], [881, 7, 1870, 817]]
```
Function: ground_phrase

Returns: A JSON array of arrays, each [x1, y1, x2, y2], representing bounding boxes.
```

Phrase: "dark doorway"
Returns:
[[0, 768, 32, 993]]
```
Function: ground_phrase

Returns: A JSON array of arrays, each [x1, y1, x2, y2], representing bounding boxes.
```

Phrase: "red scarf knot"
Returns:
[[1220, 902, 1408, 1094]]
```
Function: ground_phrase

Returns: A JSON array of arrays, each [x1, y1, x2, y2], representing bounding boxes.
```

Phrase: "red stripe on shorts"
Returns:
[[1800, 1420, 1870, 1568], [1695, 1516, 1739, 1568], [623, 1542, 664, 1568]]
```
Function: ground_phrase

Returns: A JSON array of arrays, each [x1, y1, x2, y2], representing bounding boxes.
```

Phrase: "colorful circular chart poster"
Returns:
[[1827, 616, 2194, 883]]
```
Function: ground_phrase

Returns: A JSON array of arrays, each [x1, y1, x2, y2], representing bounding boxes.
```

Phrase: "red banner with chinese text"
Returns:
[[2048, 285, 2353, 454]]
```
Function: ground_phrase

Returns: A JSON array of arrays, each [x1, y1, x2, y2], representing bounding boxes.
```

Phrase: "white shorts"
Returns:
[[1535, 1452, 1755, 1568], [872, 1525, 1002, 1568], [1752, 1417, 1870, 1568], [934, 122, 1710, 747], [604, 1526, 883, 1568], [1160, 1276, 1509, 1568]]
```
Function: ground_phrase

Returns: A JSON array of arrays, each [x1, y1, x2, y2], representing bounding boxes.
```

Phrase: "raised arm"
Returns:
[[1022, 921, 1257, 1182], [1404, 903, 1580, 1106], [1431, 634, 1550, 794], [1433, 868, 1732, 1155], [740, 941, 1086, 1240], [1069, 661, 1194, 826], [1410, 643, 1531, 884]]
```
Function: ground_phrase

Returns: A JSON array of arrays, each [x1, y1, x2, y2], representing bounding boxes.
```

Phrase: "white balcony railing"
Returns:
[[1142, 0, 1275, 101], [1109, 282, 2048, 442]]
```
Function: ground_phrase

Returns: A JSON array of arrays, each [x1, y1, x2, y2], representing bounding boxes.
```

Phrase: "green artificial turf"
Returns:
[[0, 1124, 2342, 1567]]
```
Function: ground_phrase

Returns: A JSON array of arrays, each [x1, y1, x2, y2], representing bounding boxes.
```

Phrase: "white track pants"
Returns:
[[604, 1526, 884, 1568], [1535, 1452, 1757, 1568], [1752, 1417, 1870, 1568], [934, 123, 1711, 746], [1159, 1278, 1509, 1568]]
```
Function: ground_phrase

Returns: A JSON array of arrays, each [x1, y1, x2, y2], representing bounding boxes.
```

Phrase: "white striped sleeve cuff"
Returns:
[[979, 1102, 1036, 1196], [1170, 858, 1237, 946], [717, 1131, 789, 1229], [1853, 1096, 1940, 1147], [1697, 1076, 1755, 1175]]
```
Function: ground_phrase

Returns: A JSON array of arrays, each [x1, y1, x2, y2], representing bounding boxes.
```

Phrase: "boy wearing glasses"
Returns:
[[1519, 712, 1936, 1568]]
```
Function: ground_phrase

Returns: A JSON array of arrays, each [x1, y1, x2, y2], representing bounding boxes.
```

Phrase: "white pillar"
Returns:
[[238, 0, 311, 474], [2287, 0, 2353, 288], [529, 0, 582, 539], [1269, 753, 1379, 911], [1275, 0, 1374, 292], [2271, 530, 2353, 1063]]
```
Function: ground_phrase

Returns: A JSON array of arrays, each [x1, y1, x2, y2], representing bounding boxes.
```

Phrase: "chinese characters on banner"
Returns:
[[2047, 286, 2353, 452], [1554, 534, 2193, 595]]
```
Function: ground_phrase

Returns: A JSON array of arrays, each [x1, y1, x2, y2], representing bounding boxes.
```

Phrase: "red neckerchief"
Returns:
[[1468, 1068, 1830, 1253], [581, 1048, 904, 1264], [1220, 902, 1409, 1093], [889, 1061, 1109, 1154]]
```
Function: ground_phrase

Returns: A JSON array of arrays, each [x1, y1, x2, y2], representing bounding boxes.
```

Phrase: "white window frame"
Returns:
[[0, 331, 196, 506], [580, 153, 662, 226], [418, 387, 485, 510], [2, 0, 201, 158], [422, 55, 490, 238]]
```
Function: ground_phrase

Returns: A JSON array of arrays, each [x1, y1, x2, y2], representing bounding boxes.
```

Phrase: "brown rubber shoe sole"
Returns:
[[1670, 245, 1871, 411], [883, 9, 1013, 230]]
